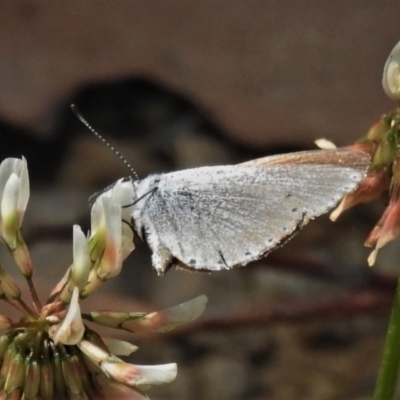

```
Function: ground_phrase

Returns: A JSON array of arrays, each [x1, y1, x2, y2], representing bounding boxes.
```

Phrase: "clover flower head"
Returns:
[[329, 107, 400, 265], [0, 157, 207, 399]]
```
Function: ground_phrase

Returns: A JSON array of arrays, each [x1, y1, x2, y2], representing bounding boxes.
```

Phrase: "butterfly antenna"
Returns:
[[70, 104, 139, 181]]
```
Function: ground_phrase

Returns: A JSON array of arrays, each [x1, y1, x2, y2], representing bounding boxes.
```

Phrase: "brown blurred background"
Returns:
[[1, 1, 400, 399]]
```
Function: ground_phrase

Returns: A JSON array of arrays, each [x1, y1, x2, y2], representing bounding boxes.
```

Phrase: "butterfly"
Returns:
[[124, 148, 369, 274]]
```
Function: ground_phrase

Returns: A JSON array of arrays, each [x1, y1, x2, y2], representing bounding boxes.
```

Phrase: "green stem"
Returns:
[[374, 276, 400, 400]]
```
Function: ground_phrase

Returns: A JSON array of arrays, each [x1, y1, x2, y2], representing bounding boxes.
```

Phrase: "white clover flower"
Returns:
[[79, 340, 177, 388], [0, 157, 207, 399], [0, 157, 29, 238], [0, 157, 32, 277]]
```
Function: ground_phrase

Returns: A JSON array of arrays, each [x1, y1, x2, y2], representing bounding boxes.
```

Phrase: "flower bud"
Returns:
[[60, 350, 84, 397], [48, 341, 66, 396], [0, 269, 21, 299], [23, 356, 40, 400], [4, 349, 25, 395], [39, 341, 54, 400], [383, 39, 400, 101]]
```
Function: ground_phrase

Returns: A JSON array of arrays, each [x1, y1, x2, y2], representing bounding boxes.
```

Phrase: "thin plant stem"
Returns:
[[15, 297, 38, 319], [26, 275, 42, 311], [3, 297, 35, 318], [373, 276, 400, 400]]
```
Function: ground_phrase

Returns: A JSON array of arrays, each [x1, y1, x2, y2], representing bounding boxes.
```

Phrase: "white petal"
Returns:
[[91, 195, 105, 235], [101, 361, 177, 387], [96, 374, 149, 399], [124, 364, 177, 387], [103, 197, 122, 251], [329, 198, 346, 222], [78, 340, 111, 364], [72, 225, 91, 290], [16, 157, 29, 225], [153, 294, 208, 332], [0, 158, 22, 202], [121, 223, 135, 260], [1, 174, 19, 222], [367, 248, 378, 267], [111, 179, 135, 220], [96, 197, 122, 278], [50, 287, 84, 345], [103, 338, 138, 356]]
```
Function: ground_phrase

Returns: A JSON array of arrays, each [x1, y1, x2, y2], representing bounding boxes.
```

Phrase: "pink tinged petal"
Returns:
[[126, 295, 208, 333], [90, 295, 208, 333], [90, 180, 135, 264], [49, 266, 70, 298], [95, 374, 149, 400], [103, 338, 138, 356], [49, 287, 84, 345], [99, 360, 177, 388], [97, 197, 122, 279], [366, 197, 400, 266], [71, 225, 91, 290], [79, 340, 177, 388], [330, 170, 389, 221]]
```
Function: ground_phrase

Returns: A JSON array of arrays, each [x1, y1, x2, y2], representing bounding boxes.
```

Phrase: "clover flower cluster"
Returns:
[[328, 38, 400, 266], [0, 157, 207, 399]]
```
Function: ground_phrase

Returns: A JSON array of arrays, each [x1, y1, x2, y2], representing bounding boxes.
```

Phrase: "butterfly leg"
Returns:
[[152, 246, 174, 276]]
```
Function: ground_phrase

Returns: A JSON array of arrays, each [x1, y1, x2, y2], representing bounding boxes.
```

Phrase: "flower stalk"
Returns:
[[373, 276, 400, 400]]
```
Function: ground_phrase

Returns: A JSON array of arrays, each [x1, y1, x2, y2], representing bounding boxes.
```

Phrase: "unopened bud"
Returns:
[[48, 342, 66, 396], [4, 349, 25, 394], [383, 40, 400, 101], [0, 269, 20, 299], [12, 240, 33, 277], [39, 341, 54, 400], [60, 350, 84, 397], [23, 355, 40, 400]]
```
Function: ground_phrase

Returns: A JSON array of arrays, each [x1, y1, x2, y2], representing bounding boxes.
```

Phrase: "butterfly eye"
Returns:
[[383, 39, 400, 101]]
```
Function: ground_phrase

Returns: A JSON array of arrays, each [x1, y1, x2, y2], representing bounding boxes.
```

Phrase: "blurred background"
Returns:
[[1, 1, 400, 399]]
